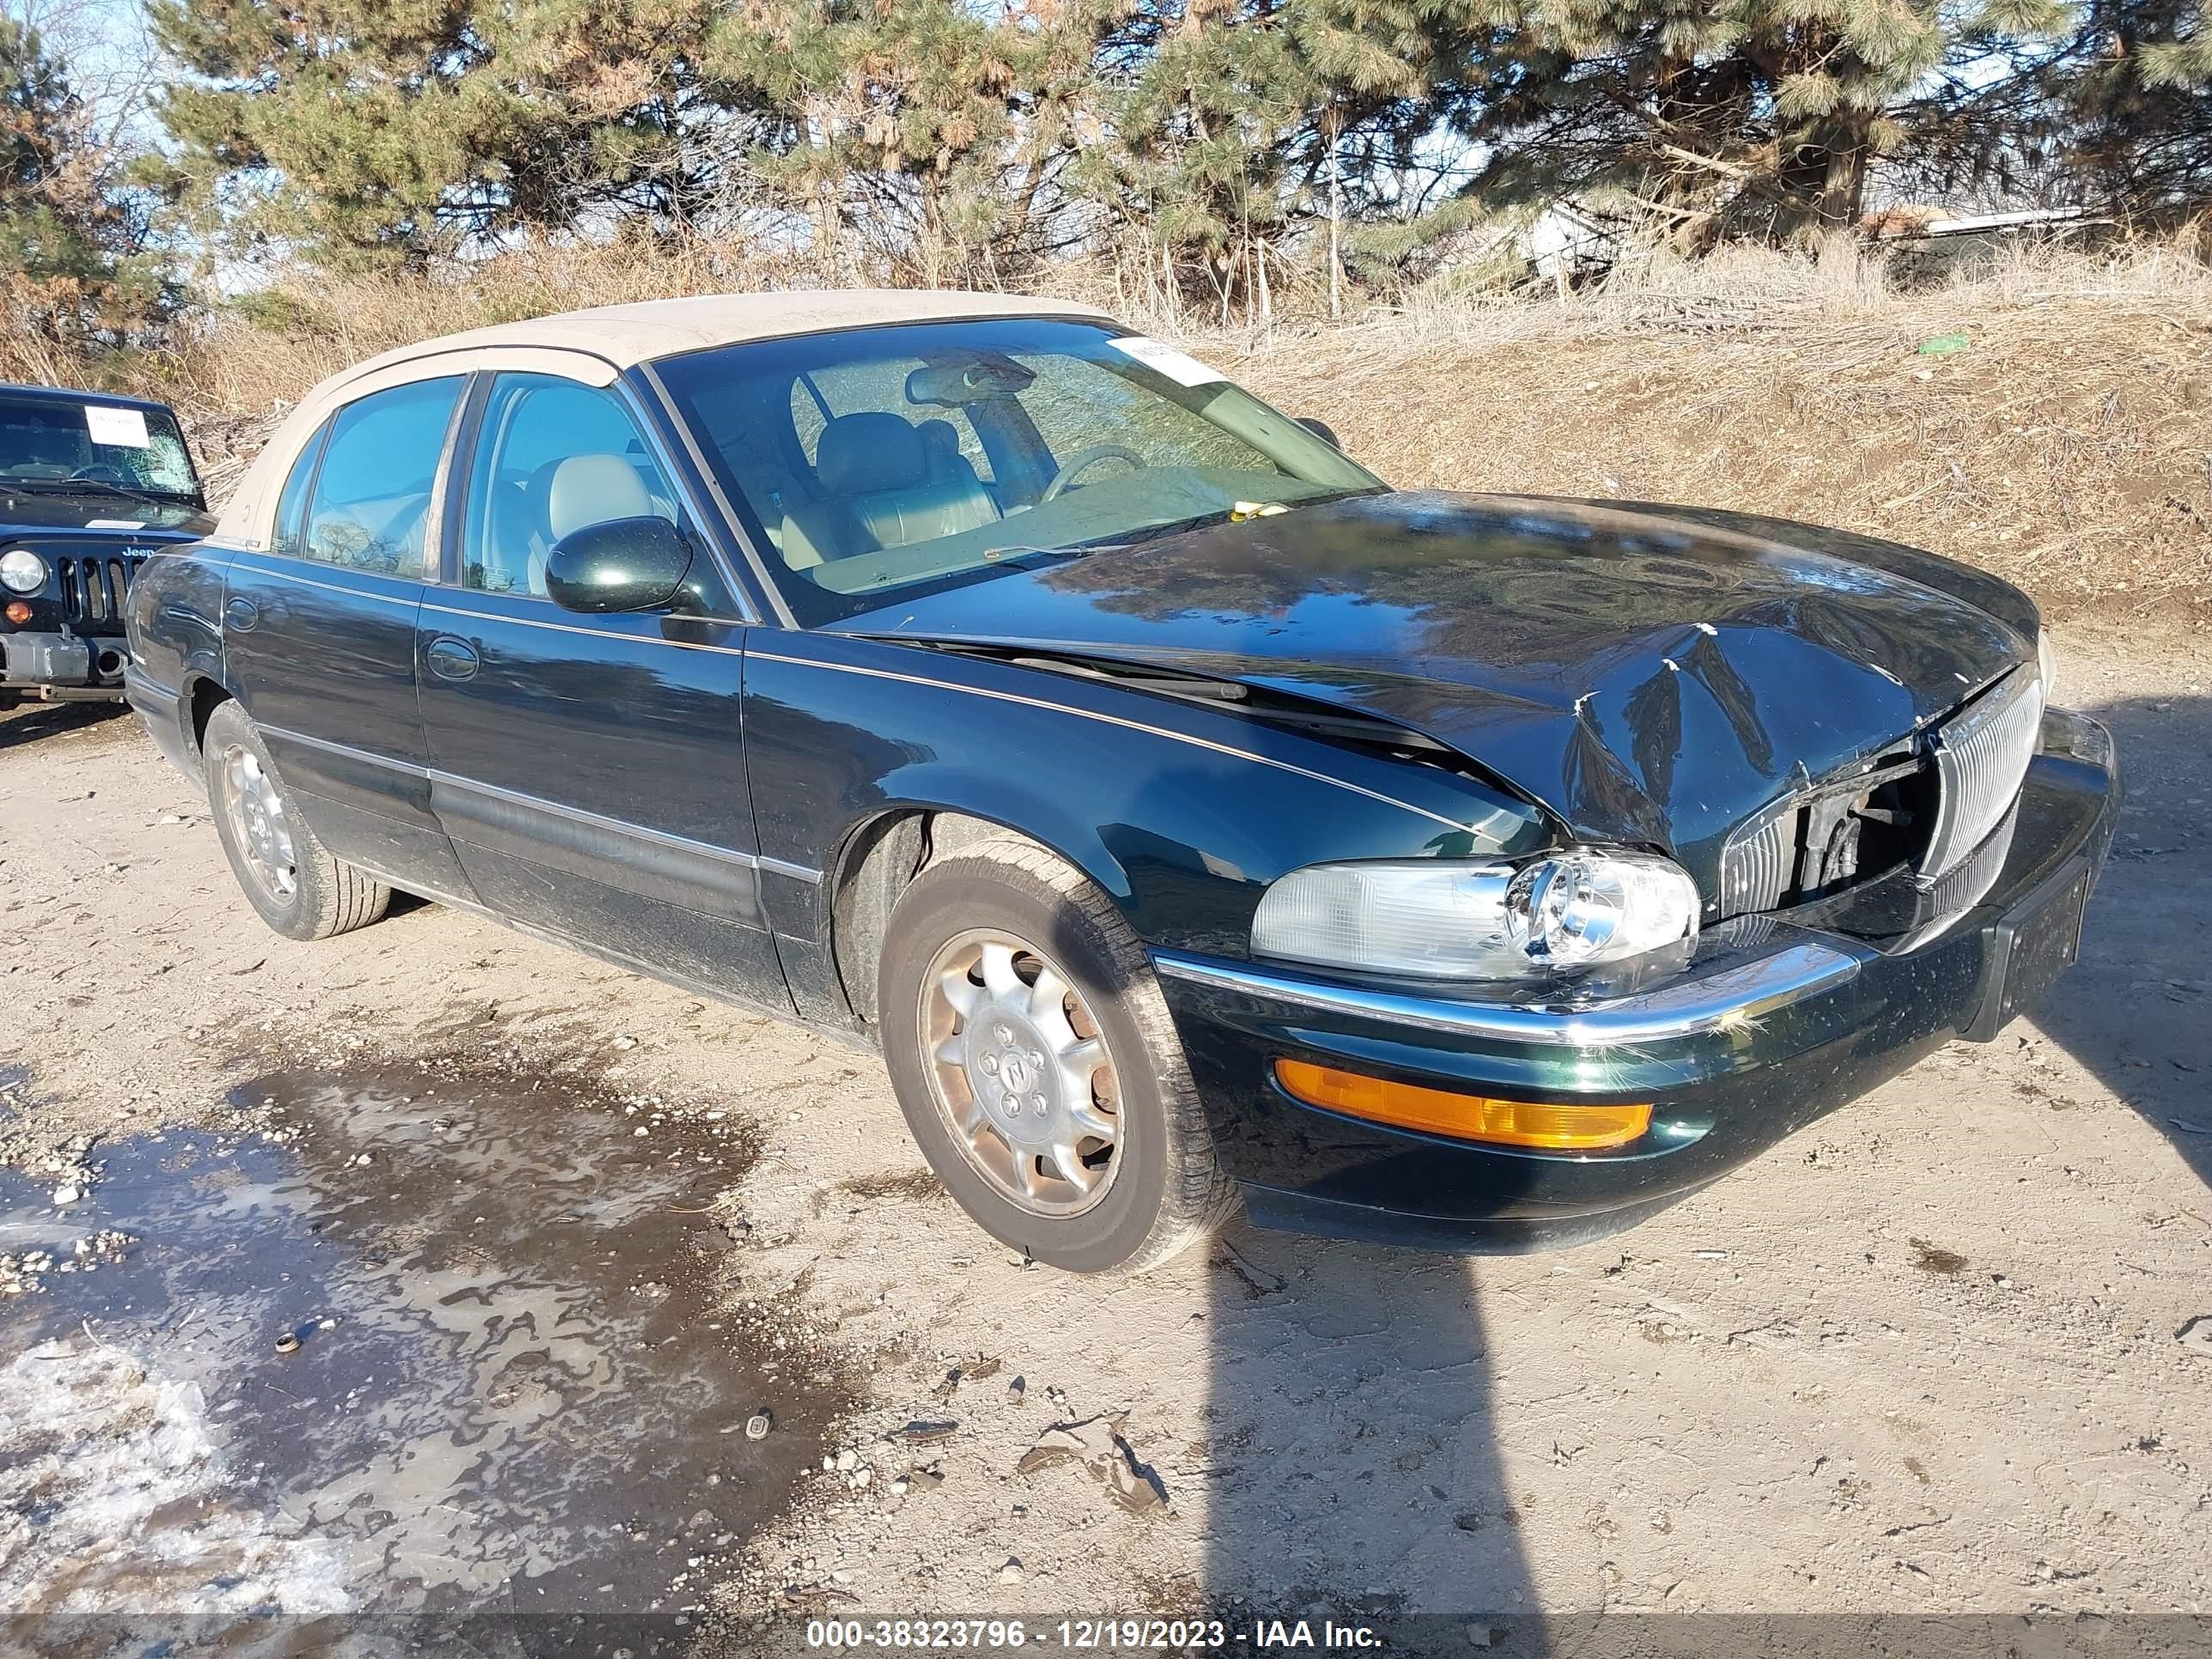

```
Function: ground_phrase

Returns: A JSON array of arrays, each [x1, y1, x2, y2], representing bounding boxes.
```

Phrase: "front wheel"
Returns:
[[878, 836, 1235, 1273], [203, 700, 391, 941]]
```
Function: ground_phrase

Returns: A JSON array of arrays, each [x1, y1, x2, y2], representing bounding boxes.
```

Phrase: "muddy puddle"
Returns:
[[0, 1059, 847, 1631]]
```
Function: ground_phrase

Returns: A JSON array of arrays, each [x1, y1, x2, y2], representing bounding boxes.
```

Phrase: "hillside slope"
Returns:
[[1221, 258, 2210, 617]]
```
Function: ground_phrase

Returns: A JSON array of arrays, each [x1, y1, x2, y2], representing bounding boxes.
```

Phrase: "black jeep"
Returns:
[[1, 384, 211, 706]]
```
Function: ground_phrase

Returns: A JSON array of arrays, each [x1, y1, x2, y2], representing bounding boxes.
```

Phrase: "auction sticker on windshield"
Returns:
[[1108, 336, 1227, 388], [85, 406, 150, 447]]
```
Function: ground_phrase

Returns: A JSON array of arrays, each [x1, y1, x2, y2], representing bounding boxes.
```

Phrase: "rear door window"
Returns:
[[271, 420, 329, 558], [301, 378, 464, 574]]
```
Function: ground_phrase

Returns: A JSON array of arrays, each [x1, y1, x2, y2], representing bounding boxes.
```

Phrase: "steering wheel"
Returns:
[[71, 465, 126, 483], [1039, 444, 1145, 503]]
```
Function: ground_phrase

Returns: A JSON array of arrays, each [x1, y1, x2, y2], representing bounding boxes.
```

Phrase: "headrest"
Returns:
[[546, 453, 653, 542], [916, 419, 963, 469], [817, 412, 927, 495]]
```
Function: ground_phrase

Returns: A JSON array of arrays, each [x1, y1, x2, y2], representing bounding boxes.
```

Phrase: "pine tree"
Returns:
[[149, 0, 759, 267], [1085, 0, 1487, 316], [1, 15, 156, 347], [1455, 0, 2071, 234], [702, 0, 1105, 285], [2054, 0, 2212, 216]]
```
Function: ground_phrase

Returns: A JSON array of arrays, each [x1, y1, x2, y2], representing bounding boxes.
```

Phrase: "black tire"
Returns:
[[202, 700, 391, 941], [878, 835, 1236, 1273]]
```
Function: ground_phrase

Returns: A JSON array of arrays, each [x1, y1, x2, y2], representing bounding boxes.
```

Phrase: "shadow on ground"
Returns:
[[1200, 1223, 1534, 1644], [1182, 692, 2204, 1651], [0, 698, 127, 752], [2032, 694, 2211, 1188]]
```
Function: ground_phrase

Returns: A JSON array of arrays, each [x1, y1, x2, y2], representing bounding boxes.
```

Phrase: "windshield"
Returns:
[[0, 395, 201, 502], [651, 317, 1383, 625]]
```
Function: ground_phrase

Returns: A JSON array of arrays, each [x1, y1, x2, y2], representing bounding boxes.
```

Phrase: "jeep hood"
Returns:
[[0, 489, 210, 538], [835, 492, 2034, 879]]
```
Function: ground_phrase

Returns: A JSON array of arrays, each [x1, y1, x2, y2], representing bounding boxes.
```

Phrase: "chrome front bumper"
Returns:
[[1154, 932, 1862, 1049], [1146, 709, 2120, 1249]]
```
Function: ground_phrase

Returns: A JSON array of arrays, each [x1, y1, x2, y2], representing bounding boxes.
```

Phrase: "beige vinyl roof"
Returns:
[[342, 289, 1112, 384], [214, 288, 1115, 550]]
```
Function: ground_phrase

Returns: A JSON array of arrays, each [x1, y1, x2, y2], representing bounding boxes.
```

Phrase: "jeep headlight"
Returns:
[[0, 548, 46, 594], [1251, 850, 1699, 980]]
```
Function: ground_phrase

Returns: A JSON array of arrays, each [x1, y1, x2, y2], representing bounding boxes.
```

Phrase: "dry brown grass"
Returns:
[[15, 236, 2208, 614], [1212, 243, 2212, 617]]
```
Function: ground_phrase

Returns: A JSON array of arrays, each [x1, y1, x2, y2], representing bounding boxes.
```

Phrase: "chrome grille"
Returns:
[[1920, 667, 2044, 881], [58, 554, 143, 625], [1718, 798, 1796, 916]]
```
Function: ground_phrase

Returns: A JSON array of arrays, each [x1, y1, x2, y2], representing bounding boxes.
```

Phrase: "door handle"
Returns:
[[424, 635, 480, 682], [223, 597, 258, 632]]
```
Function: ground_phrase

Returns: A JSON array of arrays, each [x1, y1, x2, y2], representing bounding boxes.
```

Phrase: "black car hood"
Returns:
[[1, 489, 210, 539], [837, 492, 2033, 877]]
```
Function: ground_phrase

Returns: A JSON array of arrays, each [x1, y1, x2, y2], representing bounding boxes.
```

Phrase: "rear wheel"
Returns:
[[203, 701, 390, 941], [878, 836, 1235, 1273]]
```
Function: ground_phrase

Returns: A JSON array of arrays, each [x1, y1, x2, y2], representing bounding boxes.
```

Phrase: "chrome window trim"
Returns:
[[419, 376, 473, 580], [416, 597, 747, 657], [1150, 939, 1865, 1048], [228, 558, 422, 609], [744, 647, 1506, 838]]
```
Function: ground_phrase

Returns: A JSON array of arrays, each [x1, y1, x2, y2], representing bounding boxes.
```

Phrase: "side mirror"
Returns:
[[545, 516, 693, 614], [1294, 416, 1343, 450]]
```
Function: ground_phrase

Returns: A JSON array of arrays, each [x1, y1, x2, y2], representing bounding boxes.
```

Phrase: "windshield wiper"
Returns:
[[5, 477, 191, 507], [980, 492, 1370, 567], [1073, 511, 1232, 551]]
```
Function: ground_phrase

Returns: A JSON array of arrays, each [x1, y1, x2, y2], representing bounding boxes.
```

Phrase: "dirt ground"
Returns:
[[1, 620, 2208, 1642]]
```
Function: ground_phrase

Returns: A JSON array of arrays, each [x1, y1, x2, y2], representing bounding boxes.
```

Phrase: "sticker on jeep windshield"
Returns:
[[85, 406, 150, 448], [1106, 337, 1227, 389]]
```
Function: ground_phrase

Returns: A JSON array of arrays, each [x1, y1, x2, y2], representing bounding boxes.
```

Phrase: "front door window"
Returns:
[[459, 375, 680, 599]]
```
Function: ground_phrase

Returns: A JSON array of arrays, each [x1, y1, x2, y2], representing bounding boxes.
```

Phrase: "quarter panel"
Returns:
[[125, 541, 231, 706]]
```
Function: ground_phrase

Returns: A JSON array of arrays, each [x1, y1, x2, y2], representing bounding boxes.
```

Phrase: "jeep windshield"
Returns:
[[651, 317, 1383, 626], [0, 394, 203, 506]]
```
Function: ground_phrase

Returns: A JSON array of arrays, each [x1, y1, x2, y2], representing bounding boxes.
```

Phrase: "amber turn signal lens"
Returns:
[[3, 601, 28, 624], [1273, 1059, 1651, 1150]]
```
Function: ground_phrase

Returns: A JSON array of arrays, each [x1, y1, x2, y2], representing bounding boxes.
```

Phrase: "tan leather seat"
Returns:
[[807, 412, 1000, 556], [511, 453, 661, 596]]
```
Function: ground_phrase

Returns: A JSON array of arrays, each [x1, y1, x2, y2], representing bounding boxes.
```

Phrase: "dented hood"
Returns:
[[836, 492, 2034, 880]]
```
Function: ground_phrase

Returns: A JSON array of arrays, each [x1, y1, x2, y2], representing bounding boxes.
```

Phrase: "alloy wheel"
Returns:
[[919, 929, 1123, 1217], [217, 743, 299, 902]]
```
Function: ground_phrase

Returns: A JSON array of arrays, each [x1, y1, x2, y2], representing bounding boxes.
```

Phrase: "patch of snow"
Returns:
[[0, 1339, 356, 1617]]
